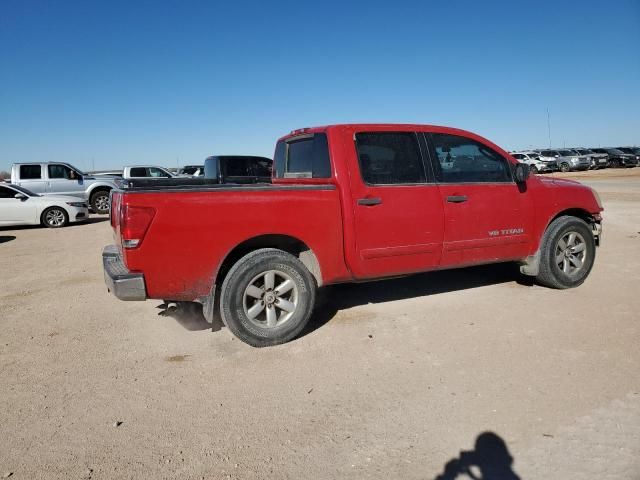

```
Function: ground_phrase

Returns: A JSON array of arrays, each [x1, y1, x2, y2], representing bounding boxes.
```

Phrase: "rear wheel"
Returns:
[[219, 248, 316, 347], [536, 216, 596, 289], [559, 162, 570, 173], [41, 207, 68, 228], [90, 189, 111, 214]]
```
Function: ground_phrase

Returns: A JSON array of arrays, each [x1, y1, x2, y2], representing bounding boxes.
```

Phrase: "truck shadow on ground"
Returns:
[[157, 302, 218, 332], [0, 235, 16, 243], [156, 262, 531, 336], [433, 431, 521, 480], [304, 262, 530, 337], [0, 216, 108, 231]]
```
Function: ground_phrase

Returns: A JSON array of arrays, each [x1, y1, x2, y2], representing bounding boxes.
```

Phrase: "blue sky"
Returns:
[[1, 0, 639, 172]]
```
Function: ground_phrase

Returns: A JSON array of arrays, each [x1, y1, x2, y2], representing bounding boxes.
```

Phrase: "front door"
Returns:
[[428, 133, 533, 266], [347, 131, 444, 279], [46, 164, 85, 197]]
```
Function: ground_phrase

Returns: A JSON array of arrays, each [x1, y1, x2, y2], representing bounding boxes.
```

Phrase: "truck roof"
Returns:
[[13, 161, 74, 165], [279, 123, 490, 141]]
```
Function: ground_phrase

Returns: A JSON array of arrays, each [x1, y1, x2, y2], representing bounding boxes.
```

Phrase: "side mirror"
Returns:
[[14, 193, 28, 200], [514, 163, 530, 183]]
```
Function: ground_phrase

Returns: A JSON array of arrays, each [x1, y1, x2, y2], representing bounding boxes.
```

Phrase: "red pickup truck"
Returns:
[[103, 124, 603, 347]]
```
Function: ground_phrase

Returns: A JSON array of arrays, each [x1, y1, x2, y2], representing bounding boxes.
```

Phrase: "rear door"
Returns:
[[15, 164, 47, 194], [347, 130, 444, 279], [427, 132, 533, 266]]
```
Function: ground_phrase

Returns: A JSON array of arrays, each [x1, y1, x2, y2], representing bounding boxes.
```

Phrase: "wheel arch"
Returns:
[[40, 204, 69, 226], [548, 208, 596, 228], [87, 183, 113, 197], [522, 208, 598, 277], [214, 234, 323, 290]]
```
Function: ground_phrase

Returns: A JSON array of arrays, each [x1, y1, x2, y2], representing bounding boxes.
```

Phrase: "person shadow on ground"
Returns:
[[434, 432, 521, 480]]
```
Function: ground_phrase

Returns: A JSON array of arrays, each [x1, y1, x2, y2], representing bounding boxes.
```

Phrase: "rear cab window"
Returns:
[[274, 132, 332, 180]]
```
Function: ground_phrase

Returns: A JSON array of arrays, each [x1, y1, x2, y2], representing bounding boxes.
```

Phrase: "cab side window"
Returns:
[[355, 132, 426, 185], [431, 134, 512, 183], [20, 165, 42, 180], [148, 167, 170, 178], [48, 164, 74, 179], [129, 167, 147, 177]]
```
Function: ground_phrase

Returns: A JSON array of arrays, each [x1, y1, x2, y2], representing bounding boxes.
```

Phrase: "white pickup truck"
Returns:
[[122, 165, 176, 179], [11, 162, 118, 214]]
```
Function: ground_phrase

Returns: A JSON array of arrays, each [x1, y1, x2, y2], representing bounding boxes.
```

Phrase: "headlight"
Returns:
[[591, 188, 603, 210], [66, 201, 87, 208]]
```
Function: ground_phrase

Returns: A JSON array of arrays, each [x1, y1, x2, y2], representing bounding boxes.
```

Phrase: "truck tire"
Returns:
[[219, 248, 317, 347], [535, 216, 596, 289], [90, 189, 111, 214], [41, 207, 69, 228], [559, 162, 570, 173]]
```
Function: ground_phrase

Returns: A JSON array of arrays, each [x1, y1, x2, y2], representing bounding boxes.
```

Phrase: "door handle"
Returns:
[[358, 197, 382, 206], [446, 195, 468, 203]]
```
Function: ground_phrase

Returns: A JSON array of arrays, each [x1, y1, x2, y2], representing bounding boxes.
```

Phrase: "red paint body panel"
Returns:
[[112, 124, 603, 301], [118, 187, 350, 300]]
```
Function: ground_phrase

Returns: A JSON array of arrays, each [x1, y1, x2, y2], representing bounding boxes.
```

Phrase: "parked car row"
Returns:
[[510, 147, 639, 172], [0, 156, 274, 229]]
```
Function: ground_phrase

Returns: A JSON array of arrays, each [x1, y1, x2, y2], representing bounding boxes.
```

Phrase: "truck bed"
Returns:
[[117, 176, 272, 191], [112, 183, 350, 301]]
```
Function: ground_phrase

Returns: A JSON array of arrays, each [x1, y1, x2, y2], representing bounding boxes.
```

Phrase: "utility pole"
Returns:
[[546, 108, 552, 148]]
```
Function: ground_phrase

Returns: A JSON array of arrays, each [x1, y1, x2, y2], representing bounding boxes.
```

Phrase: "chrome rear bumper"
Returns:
[[103, 245, 147, 301]]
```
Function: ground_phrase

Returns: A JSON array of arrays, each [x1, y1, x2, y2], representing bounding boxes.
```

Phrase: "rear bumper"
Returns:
[[102, 245, 147, 301]]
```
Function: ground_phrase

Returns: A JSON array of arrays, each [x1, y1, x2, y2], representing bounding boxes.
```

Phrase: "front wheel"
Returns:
[[90, 190, 111, 214], [219, 248, 317, 347], [536, 216, 596, 289], [41, 207, 69, 228]]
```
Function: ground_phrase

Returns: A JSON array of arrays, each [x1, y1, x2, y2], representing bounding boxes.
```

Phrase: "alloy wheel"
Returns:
[[243, 270, 299, 328]]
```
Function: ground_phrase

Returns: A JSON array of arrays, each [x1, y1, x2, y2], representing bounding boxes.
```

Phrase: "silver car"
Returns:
[[572, 148, 609, 169], [537, 149, 590, 172]]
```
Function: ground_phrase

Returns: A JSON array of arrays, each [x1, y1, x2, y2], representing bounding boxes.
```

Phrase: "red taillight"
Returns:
[[120, 205, 155, 249], [110, 192, 121, 228]]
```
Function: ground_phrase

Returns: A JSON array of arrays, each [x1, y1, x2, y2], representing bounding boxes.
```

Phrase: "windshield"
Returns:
[[10, 185, 40, 197], [607, 149, 625, 155], [559, 150, 575, 156]]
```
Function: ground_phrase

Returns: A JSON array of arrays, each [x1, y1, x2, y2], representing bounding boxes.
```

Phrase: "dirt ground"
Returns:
[[1, 168, 639, 479]]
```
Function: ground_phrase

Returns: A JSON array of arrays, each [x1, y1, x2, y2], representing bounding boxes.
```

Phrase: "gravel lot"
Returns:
[[1, 169, 639, 479]]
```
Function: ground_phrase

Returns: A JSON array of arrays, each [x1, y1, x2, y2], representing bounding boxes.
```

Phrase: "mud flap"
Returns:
[[201, 286, 216, 324], [519, 250, 540, 276]]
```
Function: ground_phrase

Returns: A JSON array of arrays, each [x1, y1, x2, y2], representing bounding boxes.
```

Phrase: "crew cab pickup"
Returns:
[[103, 124, 603, 347], [11, 162, 117, 214]]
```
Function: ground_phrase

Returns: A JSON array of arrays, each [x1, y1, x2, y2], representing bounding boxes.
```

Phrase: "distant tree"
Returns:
[[0, 171, 10, 180]]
